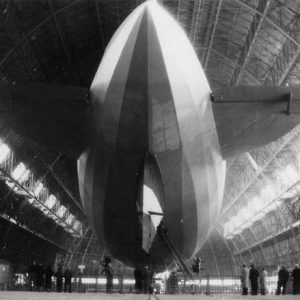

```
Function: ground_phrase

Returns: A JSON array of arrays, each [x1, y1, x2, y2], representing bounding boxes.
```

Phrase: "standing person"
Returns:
[[101, 256, 113, 294], [192, 257, 201, 274], [55, 266, 63, 293], [291, 264, 300, 295], [141, 265, 149, 294], [148, 267, 154, 294], [241, 264, 249, 295], [167, 271, 178, 294], [141, 265, 154, 294], [249, 264, 259, 295], [259, 267, 267, 295], [44, 265, 53, 292], [27, 261, 37, 291], [64, 268, 73, 293], [35, 263, 44, 292], [276, 266, 289, 295], [134, 267, 142, 293]]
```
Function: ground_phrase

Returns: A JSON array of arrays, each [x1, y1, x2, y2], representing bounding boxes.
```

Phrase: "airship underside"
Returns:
[[2, 0, 300, 271], [77, 1, 226, 268]]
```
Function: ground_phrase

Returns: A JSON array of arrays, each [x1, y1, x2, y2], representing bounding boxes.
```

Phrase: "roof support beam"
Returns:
[[245, 152, 259, 173], [176, 0, 181, 21], [0, 167, 80, 236], [39, 156, 86, 216], [95, 0, 105, 48], [230, 0, 273, 85], [207, 237, 220, 277], [233, 223, 299, 257], [241, 224, 269, 265], [190, 0, 202, 46], [0, 14, 35, 82], [0, 1, 81, 69], [215, 225, 246, 265], [251, 172, 281, 265], [80, 232, 96, 266], [219, 2, 300, 232], [262, 0, 300, 85], [203, 0, 223, 71], [47, 0, 79, 85], [0, 213, 68, 252], [264, 36, 300, 85], [25, 148, 86, 217], [236, 232, 255, 261], [271, 158, 300, 252], [233, 0, 300, 47], [224, 171, 300, 260], [221, 209, 268, 264], [217, 230, 239, 267], [1, 148, 60, 204], [66, 226, 92, 267], [218, 128, 300, 221], [115, 0, 120, 25], [199, 47, 261, 84], [271, 208, 297, 263]]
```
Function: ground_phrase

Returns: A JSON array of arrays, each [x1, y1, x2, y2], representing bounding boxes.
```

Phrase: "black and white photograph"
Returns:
[[0, 0, 300, 299]]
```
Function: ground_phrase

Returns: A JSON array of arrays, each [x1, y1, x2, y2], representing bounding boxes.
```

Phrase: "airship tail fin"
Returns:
[[0, 84, 89, 158], [212, 86, 300, 158]]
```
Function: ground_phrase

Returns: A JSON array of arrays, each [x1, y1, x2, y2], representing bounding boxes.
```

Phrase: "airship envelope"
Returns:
[[86, 0, 226, 268]]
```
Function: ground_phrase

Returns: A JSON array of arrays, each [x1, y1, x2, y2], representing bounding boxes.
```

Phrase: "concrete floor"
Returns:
[[0, 292, 299, 300]]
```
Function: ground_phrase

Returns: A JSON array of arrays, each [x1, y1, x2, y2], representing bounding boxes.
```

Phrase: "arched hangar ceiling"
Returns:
[[0, 0, 300, 274]]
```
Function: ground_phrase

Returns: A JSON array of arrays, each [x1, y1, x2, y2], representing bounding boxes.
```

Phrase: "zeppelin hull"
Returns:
[[78, 1, 226, 270]]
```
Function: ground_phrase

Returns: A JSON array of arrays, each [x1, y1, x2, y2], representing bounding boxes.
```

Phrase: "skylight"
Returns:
[[0, 143, 10, 164], [73, 220, 82, 233], [260, 185, 274, 202], [66, 214, 75, 225], [283, 164, 299, 182], [250, 196, 264, 211], [0, 146, 83, 236], [28, 198, 35, 204], [57, 205, 67, 218], [45, 194, 56, 209], [12, 162, 30, 183], [240, 207, 251, 220], [33, 182, 44, 196], [223, 192, 285, 239]]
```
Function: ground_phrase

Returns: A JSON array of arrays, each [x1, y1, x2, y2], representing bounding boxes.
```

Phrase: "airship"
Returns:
[[1, 0, 300, 271]]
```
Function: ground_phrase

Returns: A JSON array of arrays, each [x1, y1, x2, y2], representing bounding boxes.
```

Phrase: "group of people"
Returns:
[[99, 256, 155, 295], [133, 265, 154, 294], [54, 266, 73, 293], [241, 263, 300, 295], [241, 264, 267, 295], [27, 262, 73, 293], [276, 264, 300, 295]]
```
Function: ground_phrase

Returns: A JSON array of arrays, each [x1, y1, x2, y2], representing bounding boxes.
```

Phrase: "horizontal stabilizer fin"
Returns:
[[0, 84, 89, 158], [212, 86, 300, 158]]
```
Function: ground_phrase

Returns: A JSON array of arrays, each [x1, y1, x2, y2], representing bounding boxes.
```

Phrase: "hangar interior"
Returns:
[[0, 0, 300, 294]]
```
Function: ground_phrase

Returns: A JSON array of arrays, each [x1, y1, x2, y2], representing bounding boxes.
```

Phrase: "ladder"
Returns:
[[156, 223, 192, 277]]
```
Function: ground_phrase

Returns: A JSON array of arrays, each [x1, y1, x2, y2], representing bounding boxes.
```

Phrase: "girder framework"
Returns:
[[229, 200, 300, 267], [0, 131, 87, 247], [218, 128, 300, 267], [209, 0, 300, 269], [230, 0, 272, 85]]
